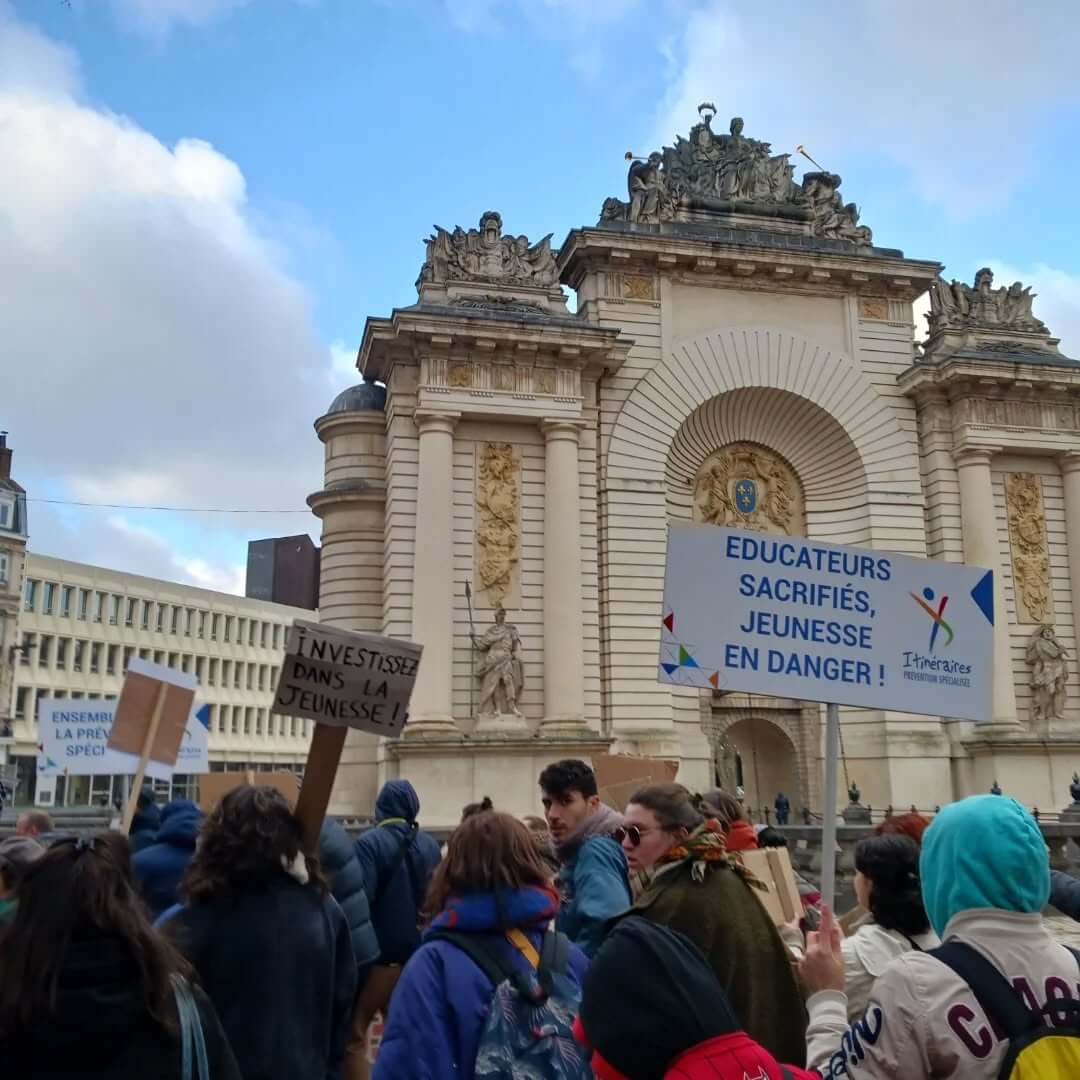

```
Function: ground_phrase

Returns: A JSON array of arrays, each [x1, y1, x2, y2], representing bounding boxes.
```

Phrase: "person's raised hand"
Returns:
[[799, 903, 845, 995]]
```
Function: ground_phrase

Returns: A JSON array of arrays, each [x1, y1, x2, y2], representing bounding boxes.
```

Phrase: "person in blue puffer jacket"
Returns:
[[132, 798, 203, 919], [373, 810, 589, 1080]]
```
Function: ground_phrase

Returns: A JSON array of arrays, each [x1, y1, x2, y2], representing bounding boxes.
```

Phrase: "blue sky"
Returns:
[[5, 0, 1080, 593]]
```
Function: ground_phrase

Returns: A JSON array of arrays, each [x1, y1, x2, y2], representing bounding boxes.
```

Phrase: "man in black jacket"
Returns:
[[348, 779, 441, 1079]]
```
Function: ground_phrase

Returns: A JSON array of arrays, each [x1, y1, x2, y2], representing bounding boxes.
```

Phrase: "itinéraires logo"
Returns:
[[910, 586, 954, 652]]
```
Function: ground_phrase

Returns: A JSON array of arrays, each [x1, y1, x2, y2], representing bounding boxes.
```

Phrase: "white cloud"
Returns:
[[1, 7, 350, 589], [654, 0, 1080, 216], [107, 0, 251, 37], [0, 2, 80, 97]]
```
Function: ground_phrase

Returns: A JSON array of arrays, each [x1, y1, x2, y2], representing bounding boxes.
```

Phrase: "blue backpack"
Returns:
[[428, 928, 592, 1079]]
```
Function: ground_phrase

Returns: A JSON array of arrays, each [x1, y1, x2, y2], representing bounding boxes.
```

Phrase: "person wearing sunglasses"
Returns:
[[619, 783, 808, 1068]]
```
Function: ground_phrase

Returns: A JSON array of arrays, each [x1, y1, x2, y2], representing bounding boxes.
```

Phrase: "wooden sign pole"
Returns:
[[294, 723, 347, 854], [121, 682, 167, 835]]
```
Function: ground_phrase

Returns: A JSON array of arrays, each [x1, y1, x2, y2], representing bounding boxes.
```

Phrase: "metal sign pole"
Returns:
[[821, 702, 841, 912]]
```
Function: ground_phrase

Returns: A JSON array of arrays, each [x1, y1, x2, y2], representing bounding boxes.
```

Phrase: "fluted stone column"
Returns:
[[954, 448, 1018, 729], [1060, 452, 1080, 646], [405, 410, 460, 737], [541, 420, 587, 731]]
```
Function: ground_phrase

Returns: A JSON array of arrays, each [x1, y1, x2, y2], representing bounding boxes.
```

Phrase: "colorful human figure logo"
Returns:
[[910, 586, 954, 651]]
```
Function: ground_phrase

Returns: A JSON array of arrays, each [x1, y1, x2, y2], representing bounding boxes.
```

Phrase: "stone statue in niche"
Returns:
[[693, 444, 803, 535], [418, 211, 558, 288], [1026, 625, 1069, 727], [473, 606, 524, 718], [1005, 472, 1053, 624], [926, 268, 1048, 337], [475, 442, 520, 607]]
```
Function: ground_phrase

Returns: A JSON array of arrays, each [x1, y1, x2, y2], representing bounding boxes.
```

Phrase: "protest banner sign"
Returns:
[[107, 659, 197, 832], [275, 621, 423, 851], [592, 753, 678, 811], [737, 847, 804, 926], [272, 620, 422, 737], [198, 771, 299, 814], [659, 523, 995, 908], [38, 698, 209, 780]]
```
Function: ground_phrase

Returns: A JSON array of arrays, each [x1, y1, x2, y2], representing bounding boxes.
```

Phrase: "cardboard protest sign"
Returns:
[[198, 771, 299, 813], [659, 524, 994, 721], [272, 620, 422, 738], [737, 847, 804, 926], [108, 658, 197, 766], [38, 697, 209, 779], [592, 753, 678, 811]]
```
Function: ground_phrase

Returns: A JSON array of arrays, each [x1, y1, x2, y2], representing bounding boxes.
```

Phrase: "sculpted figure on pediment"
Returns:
[[418, 211, 558, 288], [927, 268, 1048, 337], [600, 104, 870, 244]]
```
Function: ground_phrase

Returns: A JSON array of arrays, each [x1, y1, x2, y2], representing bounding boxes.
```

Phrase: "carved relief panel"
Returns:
[[1005, 472, 1054, 624], [693, 443, 805, 536], [475, 442, 521, 608]]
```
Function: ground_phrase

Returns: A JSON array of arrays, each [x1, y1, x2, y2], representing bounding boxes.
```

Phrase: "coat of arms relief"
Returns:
[[692, 444, 805, 535]]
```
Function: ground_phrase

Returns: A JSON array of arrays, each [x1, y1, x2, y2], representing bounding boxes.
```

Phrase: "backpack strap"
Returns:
[[929, 942, 1038, 1039], [373, 821, 419, 908], [538, 928, 570, 977], [427, 929, 515, 989]]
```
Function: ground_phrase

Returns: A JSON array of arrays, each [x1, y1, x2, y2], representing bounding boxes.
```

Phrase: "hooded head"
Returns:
[[920, 795, 1049, 937], [375, 779, 420, 823], [577, 916, 740, 1078], [155, 799, 204, 849]]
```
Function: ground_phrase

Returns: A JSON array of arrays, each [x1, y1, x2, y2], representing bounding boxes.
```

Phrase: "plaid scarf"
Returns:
[[653, 819, 766, 890]]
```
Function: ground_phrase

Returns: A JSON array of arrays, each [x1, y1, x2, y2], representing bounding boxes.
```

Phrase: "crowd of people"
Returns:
[[0, 762, 1078, 1077]]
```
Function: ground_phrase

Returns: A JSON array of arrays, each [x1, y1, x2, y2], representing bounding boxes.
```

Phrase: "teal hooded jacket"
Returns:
[[920, 794, 1050, 938]]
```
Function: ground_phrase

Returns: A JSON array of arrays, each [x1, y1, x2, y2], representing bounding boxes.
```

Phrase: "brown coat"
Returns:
[[634, 858, 808, 1066]]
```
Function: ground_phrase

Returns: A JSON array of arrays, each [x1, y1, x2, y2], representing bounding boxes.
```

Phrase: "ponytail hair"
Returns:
[[854, 833, 929, 936]]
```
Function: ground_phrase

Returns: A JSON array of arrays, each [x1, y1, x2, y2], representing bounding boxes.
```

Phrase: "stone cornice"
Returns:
[[306, 480, 386, 517], [899, 355, 1080, 400], [558, 225, 941, 300], [313, 408, 386, 443], [359, 303, 631, 383]]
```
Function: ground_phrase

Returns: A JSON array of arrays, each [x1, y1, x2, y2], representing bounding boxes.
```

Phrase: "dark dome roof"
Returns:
[[327, 381, 386, 414]]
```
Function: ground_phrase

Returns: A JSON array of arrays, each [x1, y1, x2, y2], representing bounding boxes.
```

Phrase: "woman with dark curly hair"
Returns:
[[839, 832, 938, 1017], [161, 785, 356, 1080], [0, 832, 240, 1078]]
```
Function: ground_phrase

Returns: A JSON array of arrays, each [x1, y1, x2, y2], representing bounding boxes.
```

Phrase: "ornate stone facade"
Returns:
[[475, 442, 520, 608], [1005, 472, 1054, 624], [693, 444, 804, 535], [313, 102, 1080, 824]]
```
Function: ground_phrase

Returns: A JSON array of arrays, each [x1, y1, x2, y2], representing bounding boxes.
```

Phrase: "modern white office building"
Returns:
[[13, 553, 315, 807]]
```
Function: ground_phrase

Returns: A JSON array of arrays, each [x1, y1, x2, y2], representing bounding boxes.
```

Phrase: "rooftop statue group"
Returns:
[[926, 267, 1049, 337], [601, 103, 872, 246], [418, 210, 559, 289]]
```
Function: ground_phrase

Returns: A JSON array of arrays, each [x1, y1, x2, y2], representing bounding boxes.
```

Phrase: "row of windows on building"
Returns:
[[13, 685, 310, 739], [22, 578, 288, 649], [16, 632, 281, 690]]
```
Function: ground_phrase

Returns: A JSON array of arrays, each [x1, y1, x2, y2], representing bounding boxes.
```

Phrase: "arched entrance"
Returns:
[[706, 708, 812, 820]]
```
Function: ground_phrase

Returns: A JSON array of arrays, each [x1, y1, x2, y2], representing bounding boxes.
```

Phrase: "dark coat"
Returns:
[[129, 801, 162, 854], [634, 860, 807, 1067], [354, 780, 442, 964], [320, 817, 380, 973], [1050, 869, 1080, 921], [132, 799, 204, 919], [0, 934, 241, 1079], [165, 876, 357, 1080]]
